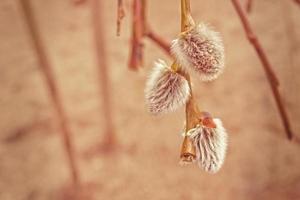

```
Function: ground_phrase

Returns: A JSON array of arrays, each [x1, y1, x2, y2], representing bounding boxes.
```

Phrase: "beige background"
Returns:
[[0, 0, 300, 199]]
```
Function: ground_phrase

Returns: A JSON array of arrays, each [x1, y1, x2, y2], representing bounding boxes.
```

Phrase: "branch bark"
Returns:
[[145, 29, 172, 57], [91, 0, 117, 151], [231, 0, 293, 140], [128, 0, 144, 70], [19, 0, 80, 185], [116, 0, 125, 36]]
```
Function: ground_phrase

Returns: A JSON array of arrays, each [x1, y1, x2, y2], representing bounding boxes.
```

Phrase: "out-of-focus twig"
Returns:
[[128, 0, 144, 70], [91, 0, 117, 151], [140, 0, 171, 57], [19, 0, 80, 185], [116, 0, 125, 36], [231, 0, 294, 140], [145, 29, 172, 57]]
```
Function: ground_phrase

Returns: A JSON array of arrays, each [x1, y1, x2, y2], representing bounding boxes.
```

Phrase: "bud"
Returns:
[[145, 59, 190, 114], [171, 23, 225, 81], [189, 118, 227, 173]]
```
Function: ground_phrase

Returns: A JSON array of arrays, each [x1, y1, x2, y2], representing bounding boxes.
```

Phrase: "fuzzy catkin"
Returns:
[[145, 59, 190, 114], [171, 23, 225, 81], [188, 118, 227, 173]]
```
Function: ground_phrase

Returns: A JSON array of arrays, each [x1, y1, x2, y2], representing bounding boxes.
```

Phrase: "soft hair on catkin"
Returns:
[[145, 59, 190, 114], [171, 23, 225, 81], [189, 118, 227, 173]]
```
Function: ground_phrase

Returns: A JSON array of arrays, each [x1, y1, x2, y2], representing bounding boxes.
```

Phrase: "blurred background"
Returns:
[[0, 0, 300, 199]]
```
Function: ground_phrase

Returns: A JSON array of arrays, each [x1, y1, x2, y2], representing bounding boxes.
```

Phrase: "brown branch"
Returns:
[[141, 0, 147, 35], [128, 0, 144, 70], [145, 29, 172, 57], [231, 0, 293, 140], [91, 0, 117, 151], [116, 0, 125, 36], [19, 0, 80, 185]]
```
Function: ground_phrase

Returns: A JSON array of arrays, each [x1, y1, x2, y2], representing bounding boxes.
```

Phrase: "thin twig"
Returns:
[[141, 0, 147, 35], [231, 0, 293, 140], [128, 0, 144, 70], [116, 0, 125, 36], [145, 29, 172, 57], [19, 0, 80, 185], [141, 0, 171, 57], [91, 0, 117, 151]]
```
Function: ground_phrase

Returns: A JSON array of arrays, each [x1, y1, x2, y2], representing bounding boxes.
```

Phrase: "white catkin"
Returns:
[[145, 59, 190, 114], [171, 23, 225, 81], [189, 118, 228, 173]]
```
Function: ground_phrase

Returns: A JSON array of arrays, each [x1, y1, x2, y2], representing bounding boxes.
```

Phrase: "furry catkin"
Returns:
[[171, 23, 225, 81], [189, 118, 227, 173], [145, 59, 190, 114]]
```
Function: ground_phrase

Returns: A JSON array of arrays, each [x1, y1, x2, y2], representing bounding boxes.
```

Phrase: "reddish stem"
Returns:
[[145, 29, 172, 57], [116, 0, 125, 36], [231, 0, 293, 140], [19, 0, 80, 185], [91, 0, 117, 151], [128, 0, 144, 70]]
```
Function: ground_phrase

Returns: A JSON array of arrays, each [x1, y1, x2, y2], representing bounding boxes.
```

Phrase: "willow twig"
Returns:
[[19, 0, 80, 185], [145, 29, 172, 57], [231, 0, 293, 140], [116, 0, 125, 36], [91, 0, 117, 151], [128, 0, 144, 70]]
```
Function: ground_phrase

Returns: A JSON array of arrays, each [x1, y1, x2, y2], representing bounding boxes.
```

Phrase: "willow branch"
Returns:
[[145, 29, 172, 57], [116, 0, 125, 36], [231, 0, 293, 140], [128, 0, 144, 70], [19, 0, 80, 185], [91, 0, 117, 150]]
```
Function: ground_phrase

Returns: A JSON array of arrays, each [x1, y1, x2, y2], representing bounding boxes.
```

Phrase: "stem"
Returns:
[[141, 0, 147, 35], [180, 0, 199, 132], [146, 29, 172, 56], [116, 0, 125, 36], [91, 0, 117, 149], [128, 0, 144, 70], [181, 0, 195, 32], [231, 0, 293, 140], [19, 0, 80, 185]]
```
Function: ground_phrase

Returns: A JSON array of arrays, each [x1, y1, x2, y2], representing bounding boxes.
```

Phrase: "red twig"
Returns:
[[116, 0, 125, 36], [91, 0, 117, 151], [19, 0, 80, 185], [231, 0, 293, 140], [128, 0, 144, 70], [139, 0, 171, 57], [145, 29, 172, 57]]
